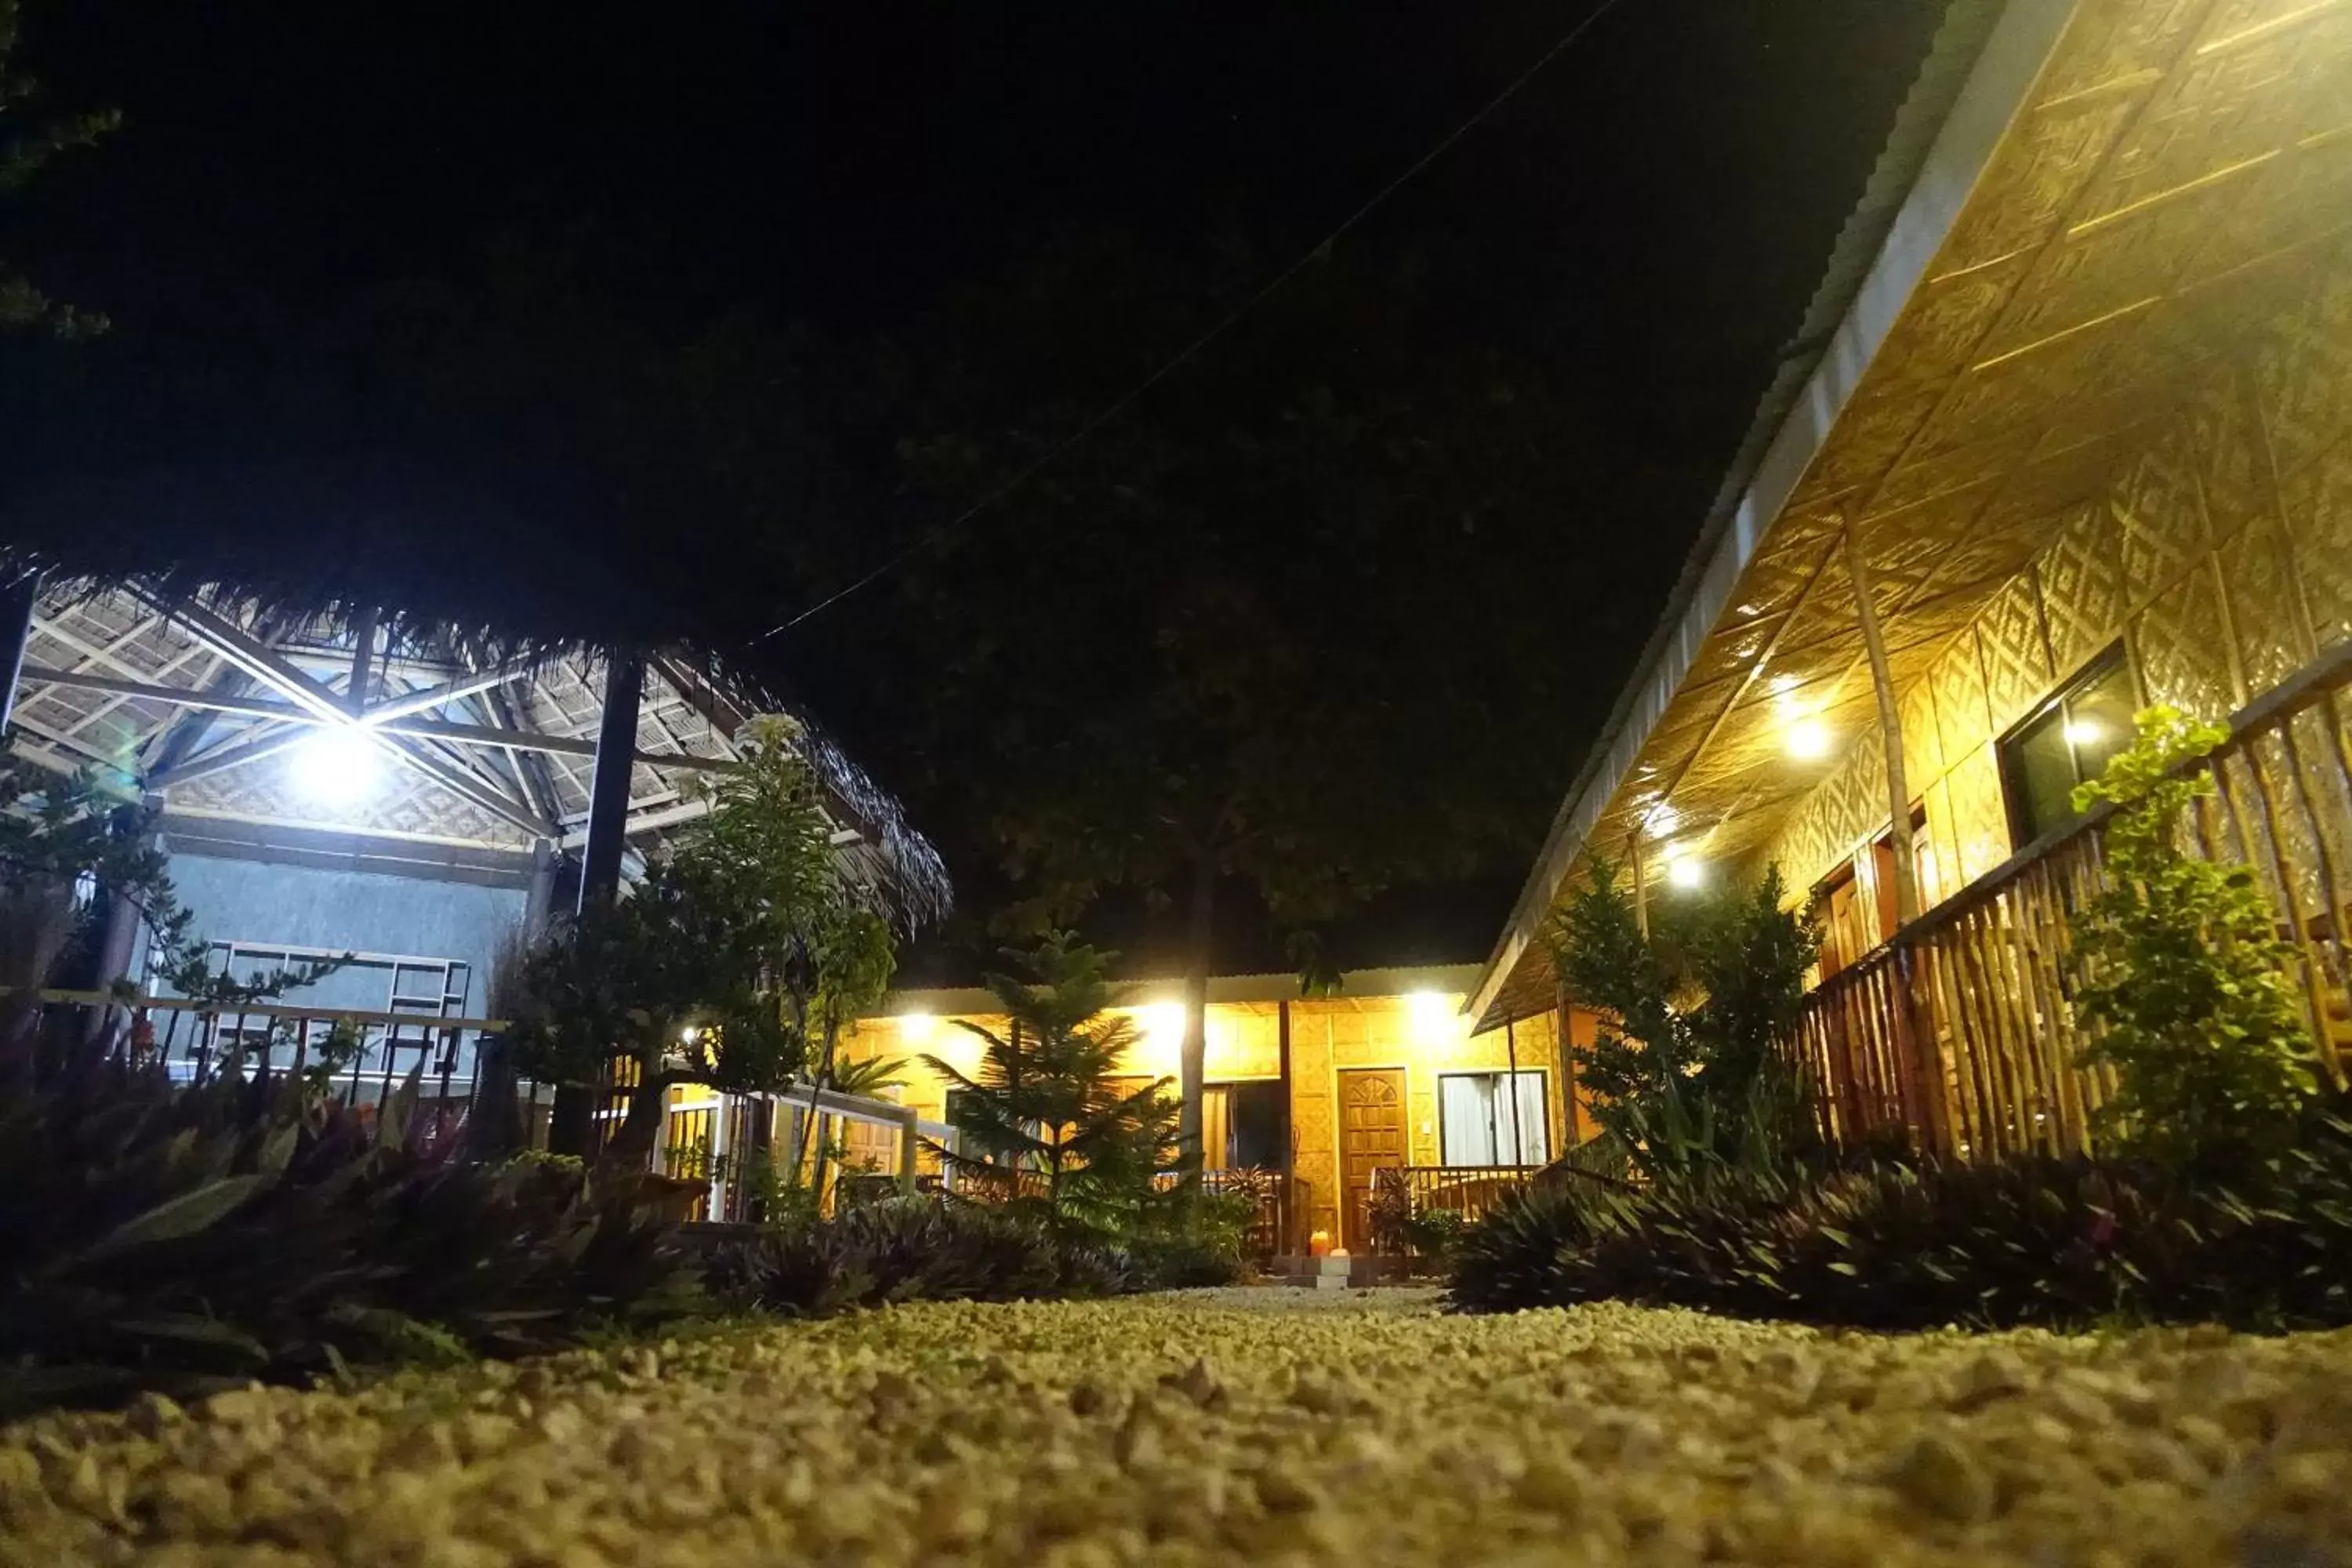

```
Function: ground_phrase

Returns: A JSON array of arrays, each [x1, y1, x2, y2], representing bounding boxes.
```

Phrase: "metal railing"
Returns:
[[23, 986, 506, 1109], [1795, 641, 2352, 1158]]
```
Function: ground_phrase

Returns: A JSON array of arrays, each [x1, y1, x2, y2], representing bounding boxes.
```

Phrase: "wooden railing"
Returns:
[[1795, 643, 2352, 1158], [1374, 1164, 1541, 1227]]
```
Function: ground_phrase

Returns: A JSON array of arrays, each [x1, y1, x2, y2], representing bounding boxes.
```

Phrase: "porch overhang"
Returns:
[[1469, 0, 2352, 1031]]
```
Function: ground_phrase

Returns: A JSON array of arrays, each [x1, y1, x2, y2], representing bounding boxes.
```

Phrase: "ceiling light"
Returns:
[[897, 1012, 936, 1044], [1142, 1003, 1185, 1044], [289, 727, 384, 806], [1785, 719, 1832, 760]]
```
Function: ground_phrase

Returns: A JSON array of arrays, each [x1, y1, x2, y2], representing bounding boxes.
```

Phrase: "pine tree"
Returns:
[[927, 935, 1183, 1235]]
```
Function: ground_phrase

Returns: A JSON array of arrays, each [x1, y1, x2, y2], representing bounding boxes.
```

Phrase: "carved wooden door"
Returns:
[[1338, 1068, 1406, 1251]]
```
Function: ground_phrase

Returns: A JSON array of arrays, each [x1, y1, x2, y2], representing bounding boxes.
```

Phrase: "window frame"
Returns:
[[1996, 643, 2138, 852], [1436, 1068, 1550, 1169]]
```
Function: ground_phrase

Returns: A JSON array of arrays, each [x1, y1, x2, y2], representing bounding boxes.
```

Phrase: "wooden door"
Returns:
[[1338, 1069, 1406, 1251]]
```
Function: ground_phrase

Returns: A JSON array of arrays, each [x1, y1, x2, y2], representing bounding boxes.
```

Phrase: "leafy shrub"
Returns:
[[1403, 1207, 1468, 1267], [709, 1192, 1243, 1317], [1450, 1095, 2352, 1331], [1543, 859, 1820, 1178], [0, 1015, 701, 1415], [2069, 706, 2322, 1174]]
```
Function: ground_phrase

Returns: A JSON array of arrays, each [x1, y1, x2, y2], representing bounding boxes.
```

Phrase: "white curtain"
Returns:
[[1441, 1075, 1496, 1167], [1443, 1072, 1550, 1167], [1499, 1072, 1549, 1166]]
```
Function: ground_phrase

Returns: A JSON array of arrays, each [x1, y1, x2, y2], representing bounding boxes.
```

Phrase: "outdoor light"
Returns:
[[289, 726, 384, 806], [1785, 718, 1831, 760], [1644, 800, 1680, 837], [897, 1012, 937, 1044], [679, 1025, 702, 1046], [1142, 1003, 1185, 1045], [2063, 717, 2104, 747], [1668, 855, 1705, 891], [1407, 989, 1462, 1041]]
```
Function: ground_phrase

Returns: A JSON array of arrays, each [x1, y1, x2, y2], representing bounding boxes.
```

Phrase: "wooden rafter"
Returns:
[[125, 590, 557, 838], [17, 665, 737, 773]]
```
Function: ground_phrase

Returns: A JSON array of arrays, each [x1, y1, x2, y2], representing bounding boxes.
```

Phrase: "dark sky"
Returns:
[[4, 1, 1950, 973]]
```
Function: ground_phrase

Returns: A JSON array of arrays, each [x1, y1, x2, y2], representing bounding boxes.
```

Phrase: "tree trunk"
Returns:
[[547, 1083, 597, 1159], [603, 1058, 675, 1167], [1178, 854, 1214, 1169]]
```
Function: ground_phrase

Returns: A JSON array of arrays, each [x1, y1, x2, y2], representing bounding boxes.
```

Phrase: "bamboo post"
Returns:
[[1843, 522, 1920, 928], [1630, 831, 1650, 939]]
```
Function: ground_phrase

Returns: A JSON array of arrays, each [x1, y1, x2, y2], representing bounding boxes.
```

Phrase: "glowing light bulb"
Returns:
[[289, 727, 384, 805], [1645, 801, 1680, 837], [2062, 718, 2103, 747], [1142, 1003, 1185, 1044], [1668, 856, 1705, 891], [896, 1012, 937, 1044], [1406, 990, 1463, 1041], [1785, 719, 1831, 760]]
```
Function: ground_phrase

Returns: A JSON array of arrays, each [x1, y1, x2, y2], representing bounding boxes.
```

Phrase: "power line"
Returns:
[[753, 0, 1630, 644]]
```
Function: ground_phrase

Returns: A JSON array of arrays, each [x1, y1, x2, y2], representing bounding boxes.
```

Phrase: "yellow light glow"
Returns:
[[2062, 718, 2103, 747], [1142, 1003, 1185, 1045], [679, 1025, 701, 1045], [896, 1012, 936, 1044], [1644, 800, 1679, 837], [1668, 856, 1705, 891], [1406, 989, 1465, 1043], [1785, 718, 1831, 760]]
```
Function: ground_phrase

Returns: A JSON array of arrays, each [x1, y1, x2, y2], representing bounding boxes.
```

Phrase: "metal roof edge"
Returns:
[[1463, 0, 2076, 1027]]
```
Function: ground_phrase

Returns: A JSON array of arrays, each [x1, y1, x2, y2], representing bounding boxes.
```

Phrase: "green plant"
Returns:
[[1447, 1098, 2352, 1333], [508, 718, 898, 1163], [1, 0, 119, 336], [1543, 858, 1819, 1178], [708, 1196, 1161, 1318], [925, 935, 1186, 1237], [2070, 706, 2321, 1174], [0, 1012, 701, 1415]]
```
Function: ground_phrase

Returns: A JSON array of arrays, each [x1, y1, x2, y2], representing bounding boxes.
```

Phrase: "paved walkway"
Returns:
[[6, 1287, 2351, 1565]]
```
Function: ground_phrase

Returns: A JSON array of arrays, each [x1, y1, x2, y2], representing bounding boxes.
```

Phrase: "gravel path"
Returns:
[[7, 1287, 2352, 1566]]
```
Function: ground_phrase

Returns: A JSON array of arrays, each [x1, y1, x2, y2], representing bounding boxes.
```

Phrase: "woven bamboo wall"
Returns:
[[1762, 256, 2352, 932]]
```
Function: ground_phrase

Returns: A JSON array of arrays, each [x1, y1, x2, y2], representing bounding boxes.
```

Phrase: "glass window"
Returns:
[[1438, 1071, 1549, 1167], [1999, 650, 2138, 848], [1226, 1080, 1287, 1169]]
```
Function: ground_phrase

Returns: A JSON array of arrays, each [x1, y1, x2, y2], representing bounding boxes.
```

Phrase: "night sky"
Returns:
[[2, 1, 1950, 975]]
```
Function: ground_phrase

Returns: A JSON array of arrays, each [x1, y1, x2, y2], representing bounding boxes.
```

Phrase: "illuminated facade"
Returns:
[[845, 968, 1596, 1252], [1466, 0, 2352, 1155]]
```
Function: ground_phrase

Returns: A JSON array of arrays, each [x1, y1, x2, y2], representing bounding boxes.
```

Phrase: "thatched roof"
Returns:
[[5, 573, 951, 929]]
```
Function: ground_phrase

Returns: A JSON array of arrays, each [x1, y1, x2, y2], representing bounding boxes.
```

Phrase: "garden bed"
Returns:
[[8, 1291, 2352, 1566]]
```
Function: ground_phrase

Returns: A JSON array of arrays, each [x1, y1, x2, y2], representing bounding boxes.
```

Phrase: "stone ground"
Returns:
[[6, 1286, 2352, 1566]]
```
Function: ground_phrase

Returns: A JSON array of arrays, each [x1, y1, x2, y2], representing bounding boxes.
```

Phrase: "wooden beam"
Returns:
[[123, 591, 557, 838], [361, 666, 530, 726], [16, 665, 735, 771]]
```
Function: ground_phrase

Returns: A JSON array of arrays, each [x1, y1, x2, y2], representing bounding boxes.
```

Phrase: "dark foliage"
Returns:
[[708, 1195, 1240, 1318], [1450, 1097, 2352, 1332], [0, 1011, 701, 1415]]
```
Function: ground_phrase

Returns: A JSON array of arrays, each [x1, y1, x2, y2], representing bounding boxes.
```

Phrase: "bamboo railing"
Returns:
[[1795, 642, 2352, 1157]]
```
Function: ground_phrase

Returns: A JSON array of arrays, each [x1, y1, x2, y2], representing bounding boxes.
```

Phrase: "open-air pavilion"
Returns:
[[0, 573, 949, 1149]]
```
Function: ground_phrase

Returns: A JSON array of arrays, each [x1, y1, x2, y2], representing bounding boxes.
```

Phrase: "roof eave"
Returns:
[[1463, 0, 2077, 1028]]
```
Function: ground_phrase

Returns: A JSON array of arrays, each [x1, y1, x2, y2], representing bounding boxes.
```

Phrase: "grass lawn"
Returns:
[[5, 1286, 2350, 1566]]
